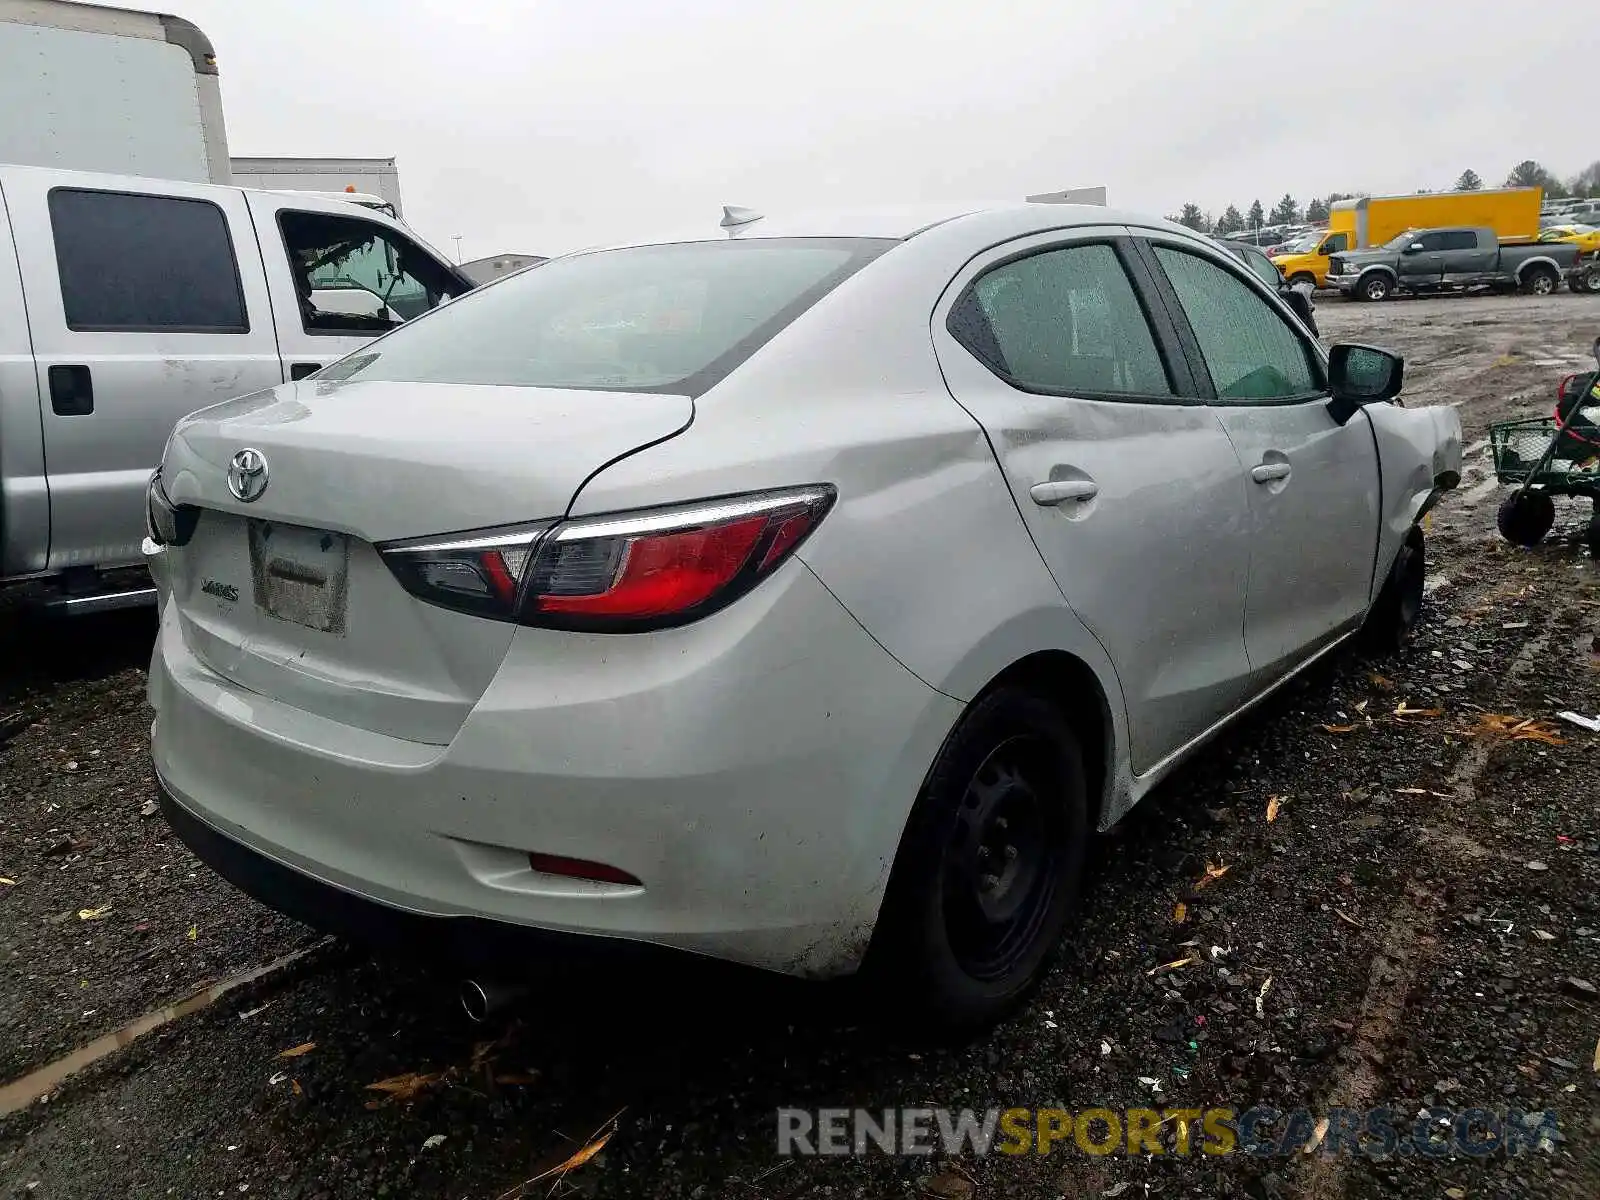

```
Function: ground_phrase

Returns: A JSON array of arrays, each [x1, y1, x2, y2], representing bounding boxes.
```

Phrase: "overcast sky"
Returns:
[[180, 0, 1592, 260]]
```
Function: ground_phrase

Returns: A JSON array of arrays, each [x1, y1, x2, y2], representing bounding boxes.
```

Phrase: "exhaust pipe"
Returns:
[[459, 977, 529, 1023]]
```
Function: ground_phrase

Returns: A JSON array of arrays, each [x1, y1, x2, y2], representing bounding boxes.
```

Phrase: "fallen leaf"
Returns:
[[496, 1112, 621, 1199], [1334, 908, 1366, 930], [1195, 861, 1231, 890], [1266, 795, 1284, 822], [1460, 713, 1566, 745], [1593, 1037, 1599, 1074], [1303, 1116, 1331, 1154], [1394, 703, 1443, 719], [1172, 901, 1187, 924], [187, 925, 197, 941], [276, 1042, 316, 1060], [1147, 955, 1197, 976], [1321, 724, 1359, 734], [1256, 976, 1273, 1018], [1533, 930, 1556, 942], [0, 878, 15, 886], [1368, 672, 1394, 691], [364, 1071, 445, 1105], [1395, 787, 1429, 795], [422, 1134, 446, 1151], [292, 1079, 303, 1097], [77, 906, 111, 921]]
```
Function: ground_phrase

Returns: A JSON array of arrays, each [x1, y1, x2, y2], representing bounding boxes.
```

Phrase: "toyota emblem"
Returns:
[[227, 448, 269, 503]]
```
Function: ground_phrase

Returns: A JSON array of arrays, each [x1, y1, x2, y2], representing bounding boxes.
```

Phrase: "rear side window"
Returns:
[[1437, 231, 1478, 251], [948, 243, 1172, 398], [48, 189, 247, 333], [317, 238, 891, 396]]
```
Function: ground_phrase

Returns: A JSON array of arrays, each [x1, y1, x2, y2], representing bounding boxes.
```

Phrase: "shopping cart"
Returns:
[[1490, 335, 1600, 553]]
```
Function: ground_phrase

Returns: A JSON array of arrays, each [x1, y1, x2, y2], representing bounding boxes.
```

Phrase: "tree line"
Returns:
[[1167, 158, 1600, 236]]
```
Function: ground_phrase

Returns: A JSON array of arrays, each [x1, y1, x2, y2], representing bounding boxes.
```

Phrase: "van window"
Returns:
[[277, 210, 466, 335], [48, 189, 247, 333], [1321, 232, 1350, 253]]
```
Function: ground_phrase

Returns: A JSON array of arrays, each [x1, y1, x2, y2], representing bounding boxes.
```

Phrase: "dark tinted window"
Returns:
[[1416, 232, 1451, 252], [1153, 246, 1322, 403], [949, 243, 1172, 398], [1240, 247, 1283, 287], [1437, 230, 1478, 251], [319, 239, 890, 396], [48, 189, 246, 332]]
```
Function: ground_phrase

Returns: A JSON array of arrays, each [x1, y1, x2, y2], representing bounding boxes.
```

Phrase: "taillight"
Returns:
[[145, 471, 199, 548], [379, 485, 836, 631]]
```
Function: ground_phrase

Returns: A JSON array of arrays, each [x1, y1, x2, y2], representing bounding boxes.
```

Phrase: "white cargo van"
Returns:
[[0, 163, 473, 610]]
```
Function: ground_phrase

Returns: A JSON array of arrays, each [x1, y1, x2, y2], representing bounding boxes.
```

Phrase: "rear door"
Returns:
[[0, 175, 49, 577], [5, 172, 283, 572], [932, 228, 1253, 772], [1439, 229, 1493, 284], [243, 193, 469, 381], [1137, 234, 1380, 688]]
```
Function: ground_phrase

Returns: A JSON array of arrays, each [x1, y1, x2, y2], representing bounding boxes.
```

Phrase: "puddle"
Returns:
[[0, 942, 326, 1117]]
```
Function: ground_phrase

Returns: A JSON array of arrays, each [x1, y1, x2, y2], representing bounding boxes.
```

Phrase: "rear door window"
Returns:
[[318, 238, 892, 396], [48, 188, 247, 332], [947, 243, 1173, 399], [1437, 231, 1479, 251]]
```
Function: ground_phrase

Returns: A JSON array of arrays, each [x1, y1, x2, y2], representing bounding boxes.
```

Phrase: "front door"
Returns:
[[932, 229, 1253, 772], [4, 174, 284, 572], [1396, 230, 1449, 289], [1139, 237, 1381, 685], [245, 194, 468, 381]]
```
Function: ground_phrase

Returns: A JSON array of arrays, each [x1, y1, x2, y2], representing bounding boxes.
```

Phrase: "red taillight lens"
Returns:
[[524, 485, 836, 631], [378, 485, 835, 630]]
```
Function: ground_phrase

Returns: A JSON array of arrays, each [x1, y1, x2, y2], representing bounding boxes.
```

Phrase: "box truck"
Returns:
[[1273, 188, 1542, 289], [229, 157, 405, 218], [1, 0, 228, 183]]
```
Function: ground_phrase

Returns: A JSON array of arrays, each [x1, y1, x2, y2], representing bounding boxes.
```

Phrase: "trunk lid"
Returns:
[[161, 378, 692, 744]]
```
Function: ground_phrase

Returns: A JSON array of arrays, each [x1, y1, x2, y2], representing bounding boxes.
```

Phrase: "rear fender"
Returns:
[[1364, 402, 1463, 600]]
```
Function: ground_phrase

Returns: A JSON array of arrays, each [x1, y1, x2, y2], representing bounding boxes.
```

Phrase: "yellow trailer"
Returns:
[[1273, 187, 1542, 288]]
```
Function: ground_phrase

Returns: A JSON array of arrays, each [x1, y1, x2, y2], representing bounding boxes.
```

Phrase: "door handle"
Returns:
[[48, 365, 94, 415], [1251, 462, 1292, 484], [289, 362, 323, 381], [1029, 479, 1099, 506]]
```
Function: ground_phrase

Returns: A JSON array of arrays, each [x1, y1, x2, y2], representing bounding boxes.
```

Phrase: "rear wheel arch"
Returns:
[[971, 650, 1113, 828]]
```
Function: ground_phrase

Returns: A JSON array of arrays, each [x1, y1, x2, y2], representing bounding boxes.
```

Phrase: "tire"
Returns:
[[1572, 267, 1600, 295], [1521, 266, 1559, 296], [1363, 525, 1426, 654], [1496, 490, 1555, 547], [867, 686, 1087, 1034], [1359, 273, 1393, 302], [1288, 272, 1317, 290]]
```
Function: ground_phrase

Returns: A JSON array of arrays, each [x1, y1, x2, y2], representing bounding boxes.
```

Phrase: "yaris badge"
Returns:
[[227, 448, 269, 502]]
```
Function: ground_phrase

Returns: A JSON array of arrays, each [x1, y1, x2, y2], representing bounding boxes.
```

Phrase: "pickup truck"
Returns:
[[0, 163, 472, 612], [1329, 226, 1591, 301]]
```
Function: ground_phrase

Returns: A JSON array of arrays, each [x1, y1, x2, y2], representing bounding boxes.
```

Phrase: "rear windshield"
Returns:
[[318, 237, 893, 396]]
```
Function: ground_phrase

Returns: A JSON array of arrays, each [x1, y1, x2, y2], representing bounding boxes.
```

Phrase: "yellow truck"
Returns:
[[1273, 187, 1542, 288]]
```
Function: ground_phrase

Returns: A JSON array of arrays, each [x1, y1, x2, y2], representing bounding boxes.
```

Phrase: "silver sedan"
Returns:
[[144, 202, 1462, 1030]]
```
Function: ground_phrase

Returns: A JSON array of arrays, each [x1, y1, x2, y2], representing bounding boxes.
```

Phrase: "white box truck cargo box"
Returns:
[[0, 0, 227, 182], [229, 157, 405, 218]]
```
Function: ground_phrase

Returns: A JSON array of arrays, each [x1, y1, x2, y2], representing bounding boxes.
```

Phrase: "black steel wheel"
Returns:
[[868, 686, 1086, 1033]]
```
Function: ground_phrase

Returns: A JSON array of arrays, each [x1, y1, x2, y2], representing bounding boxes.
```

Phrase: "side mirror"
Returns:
[[1327, 343, 1404, 424], [1404, 242, 1425, 254]]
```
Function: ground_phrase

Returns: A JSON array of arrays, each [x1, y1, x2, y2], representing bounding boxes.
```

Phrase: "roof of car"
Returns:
[[574, 203, 1190, 253]]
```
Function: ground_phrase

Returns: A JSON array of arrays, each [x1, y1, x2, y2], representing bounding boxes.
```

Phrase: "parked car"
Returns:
[[1216, 239, 1320, 336], [145, 203, 1463, 1029], [0, 163, 472, 611], [1540, 223, 1600, 256], [1328, 226, 1587, 301]]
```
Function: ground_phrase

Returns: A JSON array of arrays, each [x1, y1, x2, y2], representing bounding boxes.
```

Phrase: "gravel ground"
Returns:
[[2, 292, 1598, 1199]]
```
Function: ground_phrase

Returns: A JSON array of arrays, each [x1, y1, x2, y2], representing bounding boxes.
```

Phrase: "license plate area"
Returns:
[[248, 520, 350, 634]]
